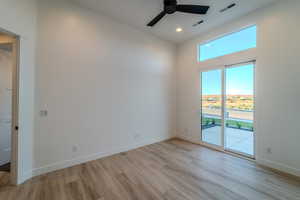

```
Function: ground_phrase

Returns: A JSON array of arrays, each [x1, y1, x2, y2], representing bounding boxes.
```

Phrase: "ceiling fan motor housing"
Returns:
[[164, 0, 177, 14]]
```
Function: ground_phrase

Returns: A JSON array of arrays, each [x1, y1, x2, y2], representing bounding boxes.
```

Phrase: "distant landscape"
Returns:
[[202, 95, 254, 111], [201, 94, 254, 130]]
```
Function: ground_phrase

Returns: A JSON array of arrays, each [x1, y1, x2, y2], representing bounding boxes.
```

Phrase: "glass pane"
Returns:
[[225, 64, 254, 156], [199, 26, 256, 61], [201, 69, 222, 146]]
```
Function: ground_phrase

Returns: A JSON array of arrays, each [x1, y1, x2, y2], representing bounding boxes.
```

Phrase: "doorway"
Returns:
[[201, 61, 255, 158], [0, 30, 19, 186]]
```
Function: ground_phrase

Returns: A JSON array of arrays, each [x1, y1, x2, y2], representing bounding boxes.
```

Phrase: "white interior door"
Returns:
[[0, 48, 12, 166]]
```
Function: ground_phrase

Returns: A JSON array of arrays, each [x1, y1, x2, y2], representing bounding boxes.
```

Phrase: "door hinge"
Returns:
[[15, 126, 19, 131]]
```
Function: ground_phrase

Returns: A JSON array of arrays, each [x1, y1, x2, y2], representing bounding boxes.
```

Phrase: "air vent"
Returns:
[[220, 3, 236, 13], [193, 20, 204, 27]]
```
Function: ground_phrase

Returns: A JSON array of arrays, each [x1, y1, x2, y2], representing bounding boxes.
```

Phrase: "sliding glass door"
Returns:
[[201, 70, 222, 146], [224, 64, 254, 157], [200, 62, 255, 158]]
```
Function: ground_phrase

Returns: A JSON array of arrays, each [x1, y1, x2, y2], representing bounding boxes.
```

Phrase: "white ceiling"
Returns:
[[72, 0, 277, 43]]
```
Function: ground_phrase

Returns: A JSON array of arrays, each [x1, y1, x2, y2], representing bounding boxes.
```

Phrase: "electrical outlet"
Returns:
[[40, 110, 48, 117]]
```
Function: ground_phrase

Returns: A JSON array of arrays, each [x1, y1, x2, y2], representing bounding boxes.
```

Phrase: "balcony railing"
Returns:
[[201, 113, 253, 131]]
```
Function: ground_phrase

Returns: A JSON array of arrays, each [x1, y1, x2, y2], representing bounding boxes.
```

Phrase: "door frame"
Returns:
[[0, 28, 20, 185], [200, 60, 256, 159]]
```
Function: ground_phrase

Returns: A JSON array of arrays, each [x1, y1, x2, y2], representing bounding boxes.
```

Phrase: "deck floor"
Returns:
[[202, 126, 254, 155]]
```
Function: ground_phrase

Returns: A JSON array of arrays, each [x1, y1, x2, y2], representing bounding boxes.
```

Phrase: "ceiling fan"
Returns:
[[147, 0, 210, 27]]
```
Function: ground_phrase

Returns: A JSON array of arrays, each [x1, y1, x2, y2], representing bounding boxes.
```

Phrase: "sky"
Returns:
[[202, 64, 254, 95], [200, 26, 256, 61]]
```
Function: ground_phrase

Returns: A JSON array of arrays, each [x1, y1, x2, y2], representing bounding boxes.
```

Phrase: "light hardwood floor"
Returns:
[[0, 139, 299, 200], [0, 172, 10, 188]]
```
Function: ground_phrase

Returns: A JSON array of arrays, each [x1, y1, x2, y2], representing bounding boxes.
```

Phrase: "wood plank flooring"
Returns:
[[0, 172, 10, 188], [0, 139, 299, 200]]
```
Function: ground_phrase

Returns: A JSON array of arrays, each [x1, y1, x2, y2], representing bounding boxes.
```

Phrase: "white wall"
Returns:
[[0, 0, 37, 183], [0, 48, 12, 166], [34, 0, 176, 176], [176, 0, 300, 177]]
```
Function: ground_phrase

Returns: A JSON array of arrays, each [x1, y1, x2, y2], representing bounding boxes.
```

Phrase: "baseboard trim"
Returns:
[[19, 170, 33, 185], [30, 136, 172, 179], [256, 158, 300, 178], [21, 136, 299, 184]]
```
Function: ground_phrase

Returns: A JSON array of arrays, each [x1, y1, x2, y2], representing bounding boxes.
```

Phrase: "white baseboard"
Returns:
[[30, 136, 171, 179], [19, 170, 33, 185], [21, 136, 298, 184], [256, 157, 300, 177]]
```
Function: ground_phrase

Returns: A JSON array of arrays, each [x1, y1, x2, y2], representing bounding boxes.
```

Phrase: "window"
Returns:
[[199, 26, 257, 62]]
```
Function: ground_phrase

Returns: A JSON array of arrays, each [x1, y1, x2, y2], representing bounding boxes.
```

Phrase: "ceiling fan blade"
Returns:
[[176, 5, 209, 14], [147, 11, 166, 27]]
